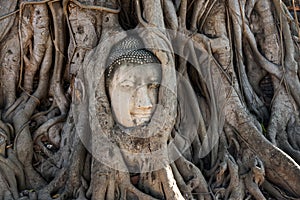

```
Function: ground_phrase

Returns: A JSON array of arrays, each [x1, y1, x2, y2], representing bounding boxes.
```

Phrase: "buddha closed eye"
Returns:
[[108, 62, 162, 127]]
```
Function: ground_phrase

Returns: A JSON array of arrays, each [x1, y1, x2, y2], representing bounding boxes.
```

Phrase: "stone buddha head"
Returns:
[[105, 37, 162, 128]]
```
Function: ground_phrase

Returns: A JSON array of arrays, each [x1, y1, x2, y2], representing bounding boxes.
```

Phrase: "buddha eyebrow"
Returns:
[[120, 79, 135, 84], [117, 68, 137, 82], [119, 75, 135, 83]]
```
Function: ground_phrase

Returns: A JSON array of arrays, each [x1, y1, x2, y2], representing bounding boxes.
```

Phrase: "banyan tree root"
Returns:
[[91, 164, 209, 200], [251, 0, 300, 164], [90, 160, 160, 200], [49, 1, 69, 115], [0, 0, 299, 199], [0, 23, 20, 109], [206, 135, 268, 200], [23, 4, 49, 93]]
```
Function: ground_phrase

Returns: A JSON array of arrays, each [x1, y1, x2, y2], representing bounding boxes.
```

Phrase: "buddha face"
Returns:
[[108, 63, 162, 128]]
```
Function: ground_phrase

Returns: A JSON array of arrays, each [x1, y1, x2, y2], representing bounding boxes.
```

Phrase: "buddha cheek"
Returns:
[[110, 90, 135, 127]]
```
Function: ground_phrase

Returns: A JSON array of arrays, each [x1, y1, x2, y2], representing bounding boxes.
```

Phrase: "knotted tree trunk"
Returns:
[[0, 0, 299, 199]]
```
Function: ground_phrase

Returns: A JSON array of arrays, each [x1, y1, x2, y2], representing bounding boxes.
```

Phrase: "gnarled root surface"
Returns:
[[0, 0, 299, 199]]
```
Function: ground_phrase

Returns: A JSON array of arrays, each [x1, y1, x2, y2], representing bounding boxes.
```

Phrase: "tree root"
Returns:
[[91, 161, 160, 200], [243, 157, 266, 200], [33, 115, 65, 138], [0, 26, 20, 109], [117, 171, 160, 200], [225, 90, 300, 197], [49, 1, 69, 115], [23, 4, 49, 93], [0, 1, 299, 200], [37, 169, 68, 200], [162, 0, 178, 33], [170, 162, 194, 199], [174, 156, 211, 200], [226, 156, 245, 199]]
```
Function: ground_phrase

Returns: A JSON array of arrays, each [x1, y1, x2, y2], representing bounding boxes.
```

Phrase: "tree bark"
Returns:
[[0, 0, 299, 199]]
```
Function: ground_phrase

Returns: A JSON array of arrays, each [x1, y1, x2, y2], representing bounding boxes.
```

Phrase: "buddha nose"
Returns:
[[135, 86, 152, 109]]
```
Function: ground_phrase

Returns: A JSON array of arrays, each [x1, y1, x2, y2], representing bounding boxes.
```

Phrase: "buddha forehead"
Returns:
[[110, 62, 162, 83]]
